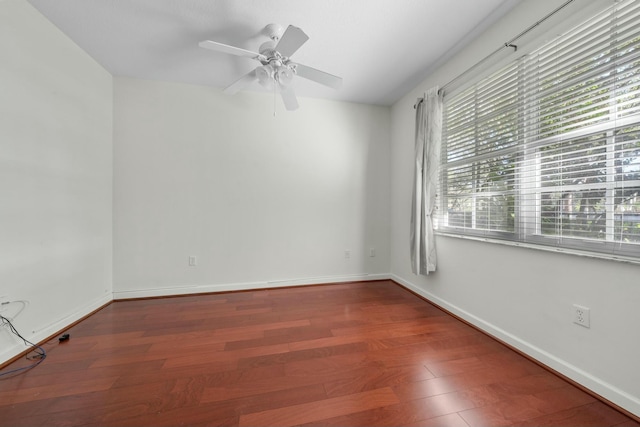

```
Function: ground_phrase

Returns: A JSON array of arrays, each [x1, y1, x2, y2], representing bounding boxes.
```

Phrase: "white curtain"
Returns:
[[411, 87, 443, 275]]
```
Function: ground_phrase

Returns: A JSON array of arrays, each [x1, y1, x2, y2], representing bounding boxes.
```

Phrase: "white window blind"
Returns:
[[439, 0, 640, 259]]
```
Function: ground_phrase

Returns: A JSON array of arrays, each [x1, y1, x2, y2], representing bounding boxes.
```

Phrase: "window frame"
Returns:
[[436, 0, 640, 261]]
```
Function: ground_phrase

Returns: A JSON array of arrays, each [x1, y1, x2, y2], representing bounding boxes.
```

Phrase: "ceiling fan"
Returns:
[[199, 23, 342, 111]]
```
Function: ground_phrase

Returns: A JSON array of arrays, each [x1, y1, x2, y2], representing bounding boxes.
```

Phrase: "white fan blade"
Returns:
[[199, 40, 263, 60], [223, 70, 257, 95], [280, 85, 299, 111], [275, 25, 309, 57], [294, 64, 342, 90]]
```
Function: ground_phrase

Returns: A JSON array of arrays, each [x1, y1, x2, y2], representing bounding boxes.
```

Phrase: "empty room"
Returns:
[[1, 0, 639, 425]]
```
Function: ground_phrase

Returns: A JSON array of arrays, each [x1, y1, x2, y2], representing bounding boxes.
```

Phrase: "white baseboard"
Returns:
[[390, 273, 640, 418], [0, 293, 112, 365], [112, 273, 391, 300]]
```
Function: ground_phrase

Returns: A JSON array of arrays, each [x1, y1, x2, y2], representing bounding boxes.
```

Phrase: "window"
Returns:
[[438, 0, 640, 259]]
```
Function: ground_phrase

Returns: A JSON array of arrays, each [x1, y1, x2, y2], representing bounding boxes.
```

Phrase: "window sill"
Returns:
[[435, 230, 640, 266]]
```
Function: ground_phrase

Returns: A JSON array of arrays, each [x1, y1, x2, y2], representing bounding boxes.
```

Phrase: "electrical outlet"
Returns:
[[573, 304, 590, 328], [344, 250, 351, 259], [369, 248, 376, 257], [188, 256, 197, 266]]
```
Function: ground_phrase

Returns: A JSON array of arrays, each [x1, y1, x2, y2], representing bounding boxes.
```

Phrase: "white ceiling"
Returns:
[[27, 0, 521, 106]]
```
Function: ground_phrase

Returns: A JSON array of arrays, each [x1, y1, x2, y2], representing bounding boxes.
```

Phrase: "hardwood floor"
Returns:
[[0, 280, 637, 426]]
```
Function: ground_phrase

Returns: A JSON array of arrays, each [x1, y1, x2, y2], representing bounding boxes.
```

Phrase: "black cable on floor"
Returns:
[[0, 314, 46, 377]]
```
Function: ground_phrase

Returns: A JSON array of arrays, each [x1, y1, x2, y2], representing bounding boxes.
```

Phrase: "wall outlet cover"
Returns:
[[573, 304, 591, 328]]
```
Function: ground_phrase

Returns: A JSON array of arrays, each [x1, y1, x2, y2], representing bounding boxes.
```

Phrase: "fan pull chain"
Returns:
[[273, 81, 277, 117]]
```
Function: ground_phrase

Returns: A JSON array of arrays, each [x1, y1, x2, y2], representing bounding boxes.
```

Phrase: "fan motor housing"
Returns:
[[259, 40, 276, 57]]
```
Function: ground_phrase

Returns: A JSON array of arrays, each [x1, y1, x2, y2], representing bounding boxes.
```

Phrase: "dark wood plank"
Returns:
[[238, 387, 400, 426]]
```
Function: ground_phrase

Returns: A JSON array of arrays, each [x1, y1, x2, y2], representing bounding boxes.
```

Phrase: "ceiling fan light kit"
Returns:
[[256, 65, 273, 87], [199, 23, 342, 111]]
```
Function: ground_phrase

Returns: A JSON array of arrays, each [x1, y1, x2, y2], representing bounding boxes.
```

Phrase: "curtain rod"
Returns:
[[414, 0, 575, 108], [439, 0, 575, 94]]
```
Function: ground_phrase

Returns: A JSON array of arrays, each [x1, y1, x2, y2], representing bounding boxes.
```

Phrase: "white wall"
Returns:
[[0, 0, 113, 363], [113, 77, 390, 298], [390, 0, 640, 417]]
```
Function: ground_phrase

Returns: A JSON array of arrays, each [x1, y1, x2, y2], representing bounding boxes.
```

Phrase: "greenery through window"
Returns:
[[438, 0, 640, 259]]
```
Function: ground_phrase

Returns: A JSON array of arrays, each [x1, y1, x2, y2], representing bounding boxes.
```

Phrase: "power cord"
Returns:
[[0, 314, 46, 377]]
